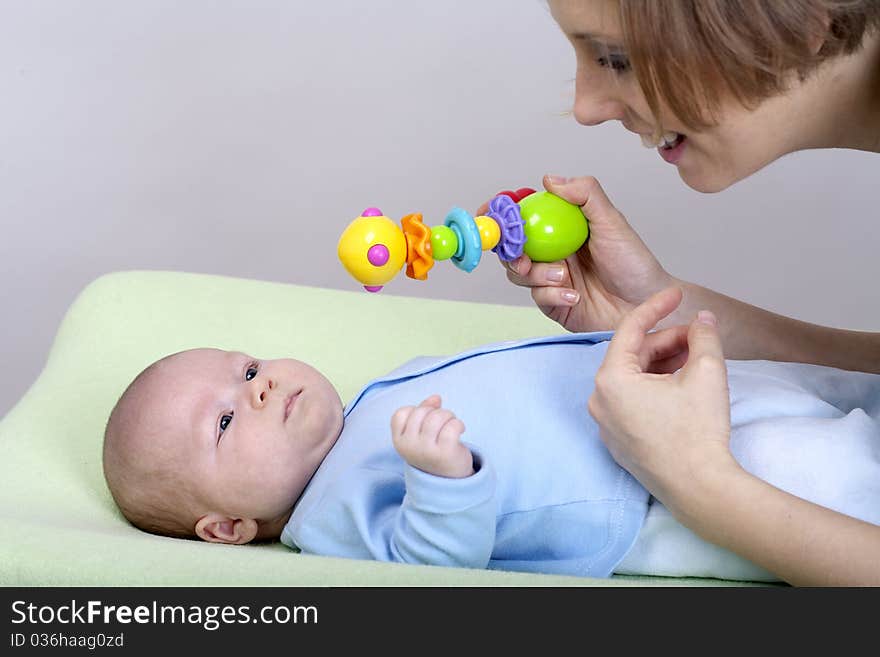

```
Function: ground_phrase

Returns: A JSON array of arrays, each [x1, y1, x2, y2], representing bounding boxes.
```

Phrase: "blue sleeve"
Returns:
[[293, 448, 497, 570]]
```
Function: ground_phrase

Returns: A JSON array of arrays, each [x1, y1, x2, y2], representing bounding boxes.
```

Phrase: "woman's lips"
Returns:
[[658, 135, 687, 164], [284, 390, 302, 421]]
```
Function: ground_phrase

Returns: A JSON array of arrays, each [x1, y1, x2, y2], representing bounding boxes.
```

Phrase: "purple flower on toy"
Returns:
[[487, 195, 526, 262]]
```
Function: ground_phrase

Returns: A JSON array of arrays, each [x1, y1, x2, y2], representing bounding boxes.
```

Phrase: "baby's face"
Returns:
[[147, 348, 343, 526]]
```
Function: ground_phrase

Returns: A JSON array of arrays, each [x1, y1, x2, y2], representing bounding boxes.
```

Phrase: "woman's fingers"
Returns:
[[648, 350, 690, 375], [503, 255, 572, 289], [603, 287, 685, 372], [528, 284, 581, 309], [542, 174, 630, 233], [640, 324, 690, 372], [503, 256, 580, 308], [681, 311, 727, 383], [500, 253, 532, 284]]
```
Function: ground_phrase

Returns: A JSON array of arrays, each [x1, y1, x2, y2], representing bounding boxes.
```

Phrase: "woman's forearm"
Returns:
[[675, 465, 880, 586], [658, 280, 880, 373]]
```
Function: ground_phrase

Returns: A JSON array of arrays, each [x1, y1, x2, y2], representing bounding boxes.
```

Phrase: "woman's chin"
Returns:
[[678, 168, 736, 194]]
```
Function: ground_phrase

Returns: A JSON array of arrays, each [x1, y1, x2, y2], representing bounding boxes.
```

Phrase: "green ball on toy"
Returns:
[[518, 191, 589, 263], [430, 225, 458, 261]]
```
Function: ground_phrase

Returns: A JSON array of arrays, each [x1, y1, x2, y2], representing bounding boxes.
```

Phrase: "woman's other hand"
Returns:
[[588, 286, 738, 517]]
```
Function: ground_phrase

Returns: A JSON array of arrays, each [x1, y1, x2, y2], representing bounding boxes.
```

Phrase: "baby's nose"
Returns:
[[252, 378, 276, 407]]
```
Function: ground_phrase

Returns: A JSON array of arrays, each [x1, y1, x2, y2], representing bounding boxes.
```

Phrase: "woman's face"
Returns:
[[548, 0, 809, 193]]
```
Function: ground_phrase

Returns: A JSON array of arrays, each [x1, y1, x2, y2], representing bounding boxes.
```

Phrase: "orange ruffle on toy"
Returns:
[[401, 213, 434, 280]]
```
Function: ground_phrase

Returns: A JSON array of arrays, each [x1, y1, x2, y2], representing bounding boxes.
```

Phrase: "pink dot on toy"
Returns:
[[367, 243, 390, 266], [364, 285, 383, 293], [362, 207, 383, 217]]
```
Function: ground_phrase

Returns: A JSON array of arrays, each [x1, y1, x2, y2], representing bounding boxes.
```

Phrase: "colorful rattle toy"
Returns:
[[337, 187, 589, 292]]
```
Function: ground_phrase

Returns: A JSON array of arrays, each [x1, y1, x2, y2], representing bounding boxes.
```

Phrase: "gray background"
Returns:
[[1, 0, 877, 418]]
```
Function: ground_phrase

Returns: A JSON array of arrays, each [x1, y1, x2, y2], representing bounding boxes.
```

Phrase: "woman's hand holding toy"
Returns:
[[501, 175, 679, 333]]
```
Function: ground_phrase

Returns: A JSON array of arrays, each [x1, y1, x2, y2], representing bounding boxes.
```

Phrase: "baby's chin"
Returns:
[[257, 508, 295, 541], [330, 401, 344, 434], [315, 397, 345, 442]]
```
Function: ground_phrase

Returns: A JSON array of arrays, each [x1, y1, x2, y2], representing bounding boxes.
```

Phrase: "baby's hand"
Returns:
[[391, 395, 474, 478]]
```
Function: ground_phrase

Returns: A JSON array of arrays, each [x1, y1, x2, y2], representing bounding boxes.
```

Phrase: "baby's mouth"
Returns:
[[284, 390, 303, 421]]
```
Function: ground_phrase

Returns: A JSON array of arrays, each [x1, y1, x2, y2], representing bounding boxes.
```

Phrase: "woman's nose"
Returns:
[[249, 377, 275, 408], [573, 74, 626, 126]]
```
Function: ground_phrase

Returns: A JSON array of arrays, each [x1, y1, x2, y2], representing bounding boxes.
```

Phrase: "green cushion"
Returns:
[[0, 270, 759, 586]]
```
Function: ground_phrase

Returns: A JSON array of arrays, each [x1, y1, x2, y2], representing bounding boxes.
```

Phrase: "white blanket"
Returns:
[[615, 359, 880, 581]]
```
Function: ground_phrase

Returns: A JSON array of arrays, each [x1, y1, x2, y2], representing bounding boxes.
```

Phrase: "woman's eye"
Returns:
[[597, 55, 631, 72], [245, 365, 258, 381], [219, 413, 233, 435]]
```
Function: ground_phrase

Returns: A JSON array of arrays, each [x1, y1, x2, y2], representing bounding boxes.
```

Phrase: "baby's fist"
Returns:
[[391, 395, 474, 478]]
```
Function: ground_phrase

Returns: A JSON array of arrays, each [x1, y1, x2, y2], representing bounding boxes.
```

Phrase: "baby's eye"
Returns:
[[245, 364, 259, 381], [219, 413, 233, 436], [597, 54, 631, 73]]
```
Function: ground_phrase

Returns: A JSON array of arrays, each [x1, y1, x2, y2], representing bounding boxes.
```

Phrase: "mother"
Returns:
[[504, 1, 880, 585]]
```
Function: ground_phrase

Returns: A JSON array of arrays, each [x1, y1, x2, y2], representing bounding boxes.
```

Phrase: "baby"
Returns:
[[103, 333, 880, 581]]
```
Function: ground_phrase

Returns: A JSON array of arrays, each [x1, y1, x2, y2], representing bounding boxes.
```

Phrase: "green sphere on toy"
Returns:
[[518, 191, 590, 263]]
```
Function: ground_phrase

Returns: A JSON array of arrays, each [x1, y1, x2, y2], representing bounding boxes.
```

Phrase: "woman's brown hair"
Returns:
[[618, 0, 880, 129]]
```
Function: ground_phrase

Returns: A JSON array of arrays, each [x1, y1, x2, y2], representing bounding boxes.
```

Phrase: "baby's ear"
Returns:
[[194, 515, 258, 545]]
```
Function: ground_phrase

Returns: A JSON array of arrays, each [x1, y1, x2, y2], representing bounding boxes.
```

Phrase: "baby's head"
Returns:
[[103, 348, 344, 544]]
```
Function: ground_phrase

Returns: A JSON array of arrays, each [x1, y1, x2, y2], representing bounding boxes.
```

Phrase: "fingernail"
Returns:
[[546, 267, 564, 282], [546, 174, 569, 185], [562, 291, 579, 304], [697, 310, 717, 325]]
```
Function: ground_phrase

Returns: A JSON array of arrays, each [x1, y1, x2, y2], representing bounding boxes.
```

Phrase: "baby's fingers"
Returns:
[[419, 394, 442, 409], [391, 406, 416, 437], [391, 396, 440, 438], [421, 408, 457, 440], [400, 400, 444, 440], [437, 418, 466, 445]]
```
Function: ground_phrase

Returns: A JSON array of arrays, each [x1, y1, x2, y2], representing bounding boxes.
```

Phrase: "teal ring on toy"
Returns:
[[444, 207, 482, 272]]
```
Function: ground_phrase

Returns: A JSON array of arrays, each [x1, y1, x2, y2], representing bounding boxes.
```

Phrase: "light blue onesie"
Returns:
[[282, 332, 650, 578], [282, 332, 880, 580]]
